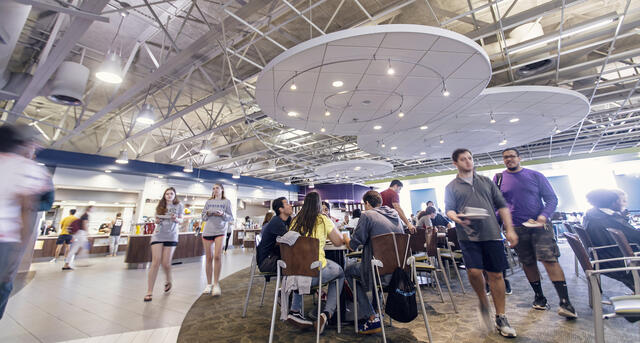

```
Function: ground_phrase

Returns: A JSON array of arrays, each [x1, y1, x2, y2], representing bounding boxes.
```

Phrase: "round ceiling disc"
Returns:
[[357, 86, 590, 159], [315, 159, 394, 180], [255, 24, 491, 136]]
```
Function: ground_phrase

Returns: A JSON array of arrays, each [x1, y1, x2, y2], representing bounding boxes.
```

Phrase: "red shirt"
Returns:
[[380, 188, 399, 208]]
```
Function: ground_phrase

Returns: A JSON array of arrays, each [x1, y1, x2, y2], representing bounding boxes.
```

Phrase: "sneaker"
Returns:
[[287, 311, 313, 329], [532, 296, 550, 310], [314, 312, 328, 335], [479, 303, 493, 332], [495, 314, 517, 338], [505, 279, 512, 295], [358, 316, 382, 334], [203, 284, 212, 294], [212, 284, 221, 296], [558, 301, 578, 319], [49, 258, 57, 263]]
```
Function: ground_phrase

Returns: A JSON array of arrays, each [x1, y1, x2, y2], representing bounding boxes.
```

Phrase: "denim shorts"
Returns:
[[458, 240, 509, 273]]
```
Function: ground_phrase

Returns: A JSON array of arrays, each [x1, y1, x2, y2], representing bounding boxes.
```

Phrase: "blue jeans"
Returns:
[[291, 259, 344, 318], [0, 242, 24, 319], [345, 259, 376, 319]]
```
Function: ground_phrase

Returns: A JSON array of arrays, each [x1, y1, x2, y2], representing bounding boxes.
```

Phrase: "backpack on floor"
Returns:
[[384, 233, 418, 323]]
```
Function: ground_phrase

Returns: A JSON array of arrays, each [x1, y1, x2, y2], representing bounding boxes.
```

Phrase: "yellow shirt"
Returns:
[[59, 215, 77, 235], [291, 214, 333, 268]]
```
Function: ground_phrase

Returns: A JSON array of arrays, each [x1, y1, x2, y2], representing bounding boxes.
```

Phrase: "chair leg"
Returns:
[[444, 259, 451, 282], [260, 278, 267, 307], [450, 257, 465, 294], [413, 264, 433, 343], [431, 269, 445, 303], [242, 257, 257, 318], [371, 264, 387, 343], [590, 273, 605, 343], [268, 271, 281, 343], [353, 278, 358, 334], [439, 267, 458, 313], [336, 279, 341, 333], [574, 255, 579, 277], [316, 272, 322, 343]]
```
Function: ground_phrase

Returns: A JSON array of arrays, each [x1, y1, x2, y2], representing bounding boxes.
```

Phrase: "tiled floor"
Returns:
[[0, 248, 252, 343]]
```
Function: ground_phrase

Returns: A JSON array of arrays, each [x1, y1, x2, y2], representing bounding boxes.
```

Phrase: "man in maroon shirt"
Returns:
[[380, 180, 415, 233]]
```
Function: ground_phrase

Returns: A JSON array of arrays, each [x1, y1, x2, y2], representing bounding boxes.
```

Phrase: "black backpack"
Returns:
[[384, 233, 418, 323]]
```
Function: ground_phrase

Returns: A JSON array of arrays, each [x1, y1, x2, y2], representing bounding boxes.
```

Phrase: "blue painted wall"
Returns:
[[615, 174, 640, 211], [547, 175, 577, 212], [409, 188, 437, 215], [36, 149, 299, 192]]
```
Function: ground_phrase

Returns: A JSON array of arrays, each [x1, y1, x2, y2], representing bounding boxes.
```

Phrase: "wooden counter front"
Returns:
[[33, 235, 129, 259], [125, 232, 204, 264]]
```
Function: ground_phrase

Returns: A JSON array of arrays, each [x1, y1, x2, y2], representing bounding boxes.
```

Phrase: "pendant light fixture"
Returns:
[[136, 82, 156, 125], [96, 15, 126, 84], [183, 159, 193, 173], [199, 140, 212, 154], [284, 177, 291, 185], [115, 149, 129, 164]]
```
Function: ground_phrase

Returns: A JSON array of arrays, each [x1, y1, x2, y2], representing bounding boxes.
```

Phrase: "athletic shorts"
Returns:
[[513, 224, 560, 265], [202, 234, 224, 241], [458, 240, 509, 273], [56, 234, 73, 245], [150, 241, 178, 247]]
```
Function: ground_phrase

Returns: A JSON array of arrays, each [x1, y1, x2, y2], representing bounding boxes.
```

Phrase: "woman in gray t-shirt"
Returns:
[[145, 187, 183, 302], [201, 183, 233, 296]]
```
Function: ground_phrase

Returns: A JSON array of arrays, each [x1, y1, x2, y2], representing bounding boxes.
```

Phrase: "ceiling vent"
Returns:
[[516, 58, 555, 77]]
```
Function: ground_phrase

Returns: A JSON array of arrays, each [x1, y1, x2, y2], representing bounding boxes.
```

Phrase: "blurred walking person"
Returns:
[[108, 213, 123, 256], [0, 124, 52, 319], [62, 206, 93, 270]]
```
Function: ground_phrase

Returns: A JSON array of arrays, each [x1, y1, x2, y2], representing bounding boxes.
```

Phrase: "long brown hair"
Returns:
[[209, 183, 226, 200], [262, 212, 275, 226], [290, 192, 324, 237], [156, 187, 180, 215]]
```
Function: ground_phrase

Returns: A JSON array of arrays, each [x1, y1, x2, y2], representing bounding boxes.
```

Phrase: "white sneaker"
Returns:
[[212, 284, 221, 296], [49, 258, 57, 263], [203, 284, 213, 294]]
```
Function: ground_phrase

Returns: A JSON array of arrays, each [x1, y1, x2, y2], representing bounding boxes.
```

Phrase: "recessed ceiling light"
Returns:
[[373, 125, 382, 130], [324, 110, 331, 116], [354, 166, 361, 171], [332, 80, 343, 87], [105, 169, 111, 173], [439, 137, 444, 144], [287, 111, 298, 117], [381, 144, 386, 148], [158, 175, 164, 179], [398, 112, 404, 118], [290, 83, 297, 91], [442, 89, 450, 97], [499, 140, 507, 146], [420, 125, 428, 130], [320, 127, 326, 132], [490, 118, 496, 124], [199, 180, 204, 183], [390, 146, 397, 150], [420, 152, 426, 155], [509, 118, 519, 123]]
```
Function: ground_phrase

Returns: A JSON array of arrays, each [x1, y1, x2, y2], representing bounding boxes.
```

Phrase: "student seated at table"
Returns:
[[256, 197, 292, 273], [583, 189, 640, 291], [343, 190, 404, 335], [287, 192, 345, 334]]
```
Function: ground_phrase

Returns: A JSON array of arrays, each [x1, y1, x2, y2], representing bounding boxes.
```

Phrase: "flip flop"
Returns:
[[164, 282, 172, 293], [144, 294, 152, 302]]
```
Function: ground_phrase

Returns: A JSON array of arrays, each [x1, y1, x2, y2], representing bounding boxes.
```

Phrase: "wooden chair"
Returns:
[[606, 228, 640, 294], [268, 236, 340, 343], [563, 222, 581, 276], [564, 232, 640, 343], [427, 227, 465, 294], [370, 233, 433, 343], [242, 235, 277, 318]]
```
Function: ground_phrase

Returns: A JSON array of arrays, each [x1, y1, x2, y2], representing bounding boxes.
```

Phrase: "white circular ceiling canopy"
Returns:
[[357, 86, 590, 159], [315, 160, 393, 180], [256, 24, 491, 136]]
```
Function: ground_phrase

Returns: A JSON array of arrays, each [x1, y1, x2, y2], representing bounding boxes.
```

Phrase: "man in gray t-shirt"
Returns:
[[444, 148, 518, 338]]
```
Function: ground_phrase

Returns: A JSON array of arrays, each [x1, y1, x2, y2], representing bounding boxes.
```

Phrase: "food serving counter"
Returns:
[[33, 235, 129, 260], [125, 232, 204, 265]]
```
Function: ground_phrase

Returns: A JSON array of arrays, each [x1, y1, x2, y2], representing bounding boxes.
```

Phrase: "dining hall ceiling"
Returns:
[[1, 0, 640, 185]]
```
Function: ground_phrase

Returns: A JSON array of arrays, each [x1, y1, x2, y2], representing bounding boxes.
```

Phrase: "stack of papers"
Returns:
[[459, 207, 489, 219]]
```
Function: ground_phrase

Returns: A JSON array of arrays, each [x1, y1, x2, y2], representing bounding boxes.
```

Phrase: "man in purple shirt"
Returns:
[[495, 148, 576, 319]]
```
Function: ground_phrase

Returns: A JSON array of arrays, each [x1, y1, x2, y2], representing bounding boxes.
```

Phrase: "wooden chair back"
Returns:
[[607, 228, 635, 258], [564, 232, 593, 273], [563, 222, 575, 234], [447, 227, 461, 251], [371, 233, 410, 275], [573, 224, 594, 249], [278, 236, 320, 277], [425, 227, 438, 257], [409, 228, 427, 254]]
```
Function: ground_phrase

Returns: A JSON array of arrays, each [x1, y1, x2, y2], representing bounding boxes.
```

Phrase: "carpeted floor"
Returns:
[[178, 244, 640, 342]]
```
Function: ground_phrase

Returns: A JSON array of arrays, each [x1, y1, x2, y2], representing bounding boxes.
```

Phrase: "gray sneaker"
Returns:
[[495, 314, 517, 338]]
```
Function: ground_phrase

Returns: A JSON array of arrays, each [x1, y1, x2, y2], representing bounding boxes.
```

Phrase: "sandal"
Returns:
[[164, 282, 172, 293], [144, 294, 152, 302]]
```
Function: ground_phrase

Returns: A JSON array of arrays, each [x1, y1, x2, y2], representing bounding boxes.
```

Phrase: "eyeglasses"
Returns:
[[502, 155, 518, 159]]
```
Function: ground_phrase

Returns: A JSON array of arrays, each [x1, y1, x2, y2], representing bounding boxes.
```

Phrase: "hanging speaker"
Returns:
[[47, 61, 90, 106]]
